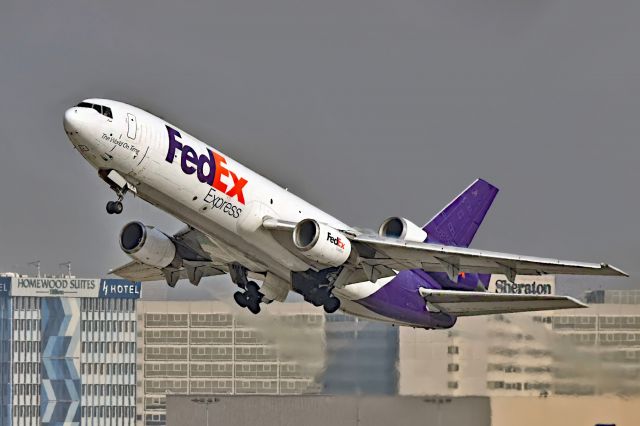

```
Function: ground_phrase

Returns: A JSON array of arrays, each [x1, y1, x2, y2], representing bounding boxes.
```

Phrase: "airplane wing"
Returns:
[[419, 288, 586, 316], [262, 218, 627, 282], [109, 260, 225, 282], [351, 233, 626, 280]]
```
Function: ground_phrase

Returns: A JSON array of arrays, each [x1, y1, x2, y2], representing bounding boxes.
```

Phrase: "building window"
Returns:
[[447, 363, 459, 372], [447, 346, 459, 355]]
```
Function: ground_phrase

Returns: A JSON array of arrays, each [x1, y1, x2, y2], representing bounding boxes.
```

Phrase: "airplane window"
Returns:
[[75, 102, 112, 118]]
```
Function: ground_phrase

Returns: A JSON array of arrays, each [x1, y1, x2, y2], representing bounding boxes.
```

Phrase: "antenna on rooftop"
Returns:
[[28, 261, 41, 278], [59, 261, 71, 277]]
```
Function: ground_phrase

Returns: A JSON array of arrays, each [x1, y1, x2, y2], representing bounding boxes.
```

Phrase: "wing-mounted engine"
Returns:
[[120, 221, 178, 268], [293, 219, 351, 267], [378, 217, 427, 242]]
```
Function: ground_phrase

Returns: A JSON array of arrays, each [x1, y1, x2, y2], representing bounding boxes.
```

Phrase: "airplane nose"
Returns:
[[63, 106, 96, 141], [63, 107, 80, 133]]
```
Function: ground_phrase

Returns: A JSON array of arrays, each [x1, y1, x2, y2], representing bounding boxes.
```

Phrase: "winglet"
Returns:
[[601, 263, 629, 277]]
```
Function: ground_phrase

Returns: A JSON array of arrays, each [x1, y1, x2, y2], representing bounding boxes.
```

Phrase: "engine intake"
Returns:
[[379, 217, 428, 242], [293, 219, 351, 267], [120, 221, 177, 268]]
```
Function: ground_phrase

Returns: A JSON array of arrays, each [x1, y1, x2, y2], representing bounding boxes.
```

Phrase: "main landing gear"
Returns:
[[233, 282, 264, 314], [291, 268, 343, 314], [305, 287, 341, 314], [229, 263, 264, 315]]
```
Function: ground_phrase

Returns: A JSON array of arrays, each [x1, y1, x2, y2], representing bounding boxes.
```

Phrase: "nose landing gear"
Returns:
[[106, 184, 128, 215], [99, 169, 132, 215], [106, 200, 124, 215]]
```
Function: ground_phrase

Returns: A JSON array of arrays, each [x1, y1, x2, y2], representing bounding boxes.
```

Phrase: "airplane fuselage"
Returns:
[[63, 99, 453, 328]]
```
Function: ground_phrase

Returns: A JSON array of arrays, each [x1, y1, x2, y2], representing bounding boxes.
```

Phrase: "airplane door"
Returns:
[[127, 113, 137, 139]]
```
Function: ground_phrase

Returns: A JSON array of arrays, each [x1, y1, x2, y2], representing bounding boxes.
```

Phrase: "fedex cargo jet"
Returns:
[[63, 99, 626, 329]]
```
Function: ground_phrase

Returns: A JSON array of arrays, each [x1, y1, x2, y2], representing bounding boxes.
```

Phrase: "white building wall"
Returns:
[[399, 286, 640, 397], [136, 301, 326, 426]]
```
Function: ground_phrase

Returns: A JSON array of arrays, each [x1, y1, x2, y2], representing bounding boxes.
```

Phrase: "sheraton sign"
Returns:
[[488, 274, 555, 295]]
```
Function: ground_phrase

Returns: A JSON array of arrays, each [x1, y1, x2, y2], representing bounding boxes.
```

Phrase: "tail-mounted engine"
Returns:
[[293, 219, 351, 267], [378, 217, 428, 242], [120, 221, 177, 268]]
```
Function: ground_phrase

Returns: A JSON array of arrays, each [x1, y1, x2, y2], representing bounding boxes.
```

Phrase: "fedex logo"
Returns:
[[165, 126, 248, 204], [327, 232, 346, 249]]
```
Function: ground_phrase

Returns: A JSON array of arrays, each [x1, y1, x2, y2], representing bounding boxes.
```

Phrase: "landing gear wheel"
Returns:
[[235, 281, 263, 314], [307, 288, 324, 307], [323, 296, 341, 314], [246, 281, 260, 295], [106, 200, 123, 214], [247, 300, 261, 314], [234, 291, 248, 308]]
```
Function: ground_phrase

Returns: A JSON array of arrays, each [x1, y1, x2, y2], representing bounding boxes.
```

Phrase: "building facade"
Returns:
[[0, 275, 140, 426], [166, 395, 491, 426], [323, 314, 398, 394], [135, 301, 325, 426], [399, 277, 640, 397]]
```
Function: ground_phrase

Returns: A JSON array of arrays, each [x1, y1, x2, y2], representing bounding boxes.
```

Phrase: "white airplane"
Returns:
[[63, 99, 626, 328]]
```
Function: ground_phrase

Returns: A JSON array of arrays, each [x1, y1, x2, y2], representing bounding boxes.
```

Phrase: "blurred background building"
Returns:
[[399, 276, 640, 397], [2, 271, 640, 426], [135, 300, 325, 426], [323, 314, 398, 395], [0, 274, 140, 426]]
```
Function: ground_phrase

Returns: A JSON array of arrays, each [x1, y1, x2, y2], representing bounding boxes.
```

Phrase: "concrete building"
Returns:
[[550, 290, 640, 396], [0, 275, 140, 426], [165, 395, 491, 426], [399, 277, 640, 397], [399, 275, 556, 396], [323, 314, 398, 394], [135, 301, 325, 426]]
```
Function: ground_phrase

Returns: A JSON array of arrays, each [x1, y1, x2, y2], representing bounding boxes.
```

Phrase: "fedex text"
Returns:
[[327, 232, 346, 249], [165, 126, 248, 205]]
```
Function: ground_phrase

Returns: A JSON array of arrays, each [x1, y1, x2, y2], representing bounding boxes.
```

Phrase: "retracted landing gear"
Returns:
[[233, 281, 264, 314]]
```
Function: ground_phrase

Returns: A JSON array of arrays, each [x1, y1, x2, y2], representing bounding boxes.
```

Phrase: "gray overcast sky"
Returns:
[[0, 0, 638, 298]]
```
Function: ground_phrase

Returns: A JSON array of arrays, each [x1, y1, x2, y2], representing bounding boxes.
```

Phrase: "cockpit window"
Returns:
[[76, 102, 113, 119]]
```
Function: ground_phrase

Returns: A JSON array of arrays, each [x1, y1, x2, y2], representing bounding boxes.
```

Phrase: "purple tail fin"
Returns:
[[423, 178, 499, 248]]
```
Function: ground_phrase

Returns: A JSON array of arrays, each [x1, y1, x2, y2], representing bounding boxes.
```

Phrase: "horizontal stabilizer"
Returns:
[[419, 288, 587, 316]]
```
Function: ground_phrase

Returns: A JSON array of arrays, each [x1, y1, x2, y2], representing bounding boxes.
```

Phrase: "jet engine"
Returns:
[[378, 217, 427, 242], [293, 219, 351, 267], [119, 221, 177, 268]]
